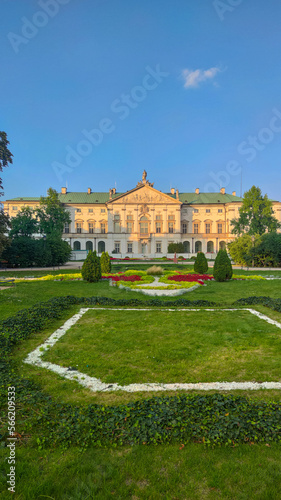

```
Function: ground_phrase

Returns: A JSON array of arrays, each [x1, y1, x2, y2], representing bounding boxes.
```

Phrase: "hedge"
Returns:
[[1, 295, 281, 450]]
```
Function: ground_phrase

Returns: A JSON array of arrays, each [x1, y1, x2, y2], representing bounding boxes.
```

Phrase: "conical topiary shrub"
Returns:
[[213, 249, 233, 282], [194, 252, 208, 274], [100, 251, 111, 273], [82, 250, 101, 282]]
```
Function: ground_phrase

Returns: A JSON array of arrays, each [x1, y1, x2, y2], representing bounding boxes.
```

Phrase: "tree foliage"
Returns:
[[194, 252, 208, 273], [167, 242, 185, 253], [227, 234, 258, 266], [9, 207, 38, 238], [231, 186, 281, 236], [249, 232, 281, 267], [0, 210, 10, 257], [82, 250, 101, 282], [100, 251, 111, 273], [37, 187, 71, 237], [213, 249, 233, 282], [0, 132, 13, 194]]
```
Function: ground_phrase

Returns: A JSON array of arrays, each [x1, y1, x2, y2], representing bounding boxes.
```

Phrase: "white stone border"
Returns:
[[23, 308, 281, 392]]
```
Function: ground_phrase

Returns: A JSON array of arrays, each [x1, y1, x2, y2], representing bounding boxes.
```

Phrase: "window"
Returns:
[[182, 223, 187, 234], [76, 223, 82, 234], [98, 241, 105, 253], [194, 223, 199, 234], [88, 223, 94, 234], [12, 206, 18, 211], [205, 223, 210, 234], [156, 242, 162, 253], [183, 241, 190, 253], [168, 215, 174, 220], [127, 242, 133, 253], [156, 222, 161, 233], [126, 222, 133, 233], [114, 214, 121, 233], [156, 215, 161, 220], [88, 208, 93, 213], [76, 208, 81, 213], [101, 208, 105, 213], [100, 223, 106, 234], [86, 241, 93, 251], [73, 241, 81, 251], [64, 223, 70, 234], [206, 209, 210, 213], [140, 216, 149, 234], [168, 222, 174, 233], [218, 209, 223, 213], [114, 242, 120, 253], [207, 241, 214, 253], [218, 223, 223, 234], [194, 209, 199, 213], [127, 215, 133, 220], [195, 241, 202, 253], [219, 241, 226, 250]]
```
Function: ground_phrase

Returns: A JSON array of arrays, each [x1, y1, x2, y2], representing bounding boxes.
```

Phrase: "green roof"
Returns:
[[177, 193, 243, 204], [5, 191, 242, 205]]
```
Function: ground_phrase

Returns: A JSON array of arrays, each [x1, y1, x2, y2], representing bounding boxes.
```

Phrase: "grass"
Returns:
[[1, 266, 281, 498], [1, 443, 281, 499], [42, 309, 281, 385]]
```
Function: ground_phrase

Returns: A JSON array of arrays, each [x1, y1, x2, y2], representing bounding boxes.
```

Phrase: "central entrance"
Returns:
[[141, 243, 147, 255]]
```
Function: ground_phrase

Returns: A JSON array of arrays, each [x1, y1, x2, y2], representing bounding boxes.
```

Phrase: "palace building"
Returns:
[[3, 171, 281, 259]]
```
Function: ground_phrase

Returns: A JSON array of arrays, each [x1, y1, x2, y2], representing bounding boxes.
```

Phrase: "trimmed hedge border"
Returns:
[[1, 295, 281, 449]]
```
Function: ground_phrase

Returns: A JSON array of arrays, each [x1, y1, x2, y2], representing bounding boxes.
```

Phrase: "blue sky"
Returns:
[[1, 0, 281, 201]]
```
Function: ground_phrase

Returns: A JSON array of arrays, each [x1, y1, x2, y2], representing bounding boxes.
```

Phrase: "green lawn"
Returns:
[[42, 309, 281, 385], [1, 443, 281, 499], [1, 269, 281, 499]]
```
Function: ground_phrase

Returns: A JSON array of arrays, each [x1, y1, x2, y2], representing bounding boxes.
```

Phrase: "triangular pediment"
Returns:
[[107, 185, 181, 205]]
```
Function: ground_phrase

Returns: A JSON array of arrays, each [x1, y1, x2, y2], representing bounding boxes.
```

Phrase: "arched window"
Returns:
[[98, 241, 105, 253], [86, 241, 93, 251], [140, 216, 149, 234], [219, 241, 226, 250], [207, 241, 214, 253], [183, 241, 190, 253], [195, 241, 202, 253], [73, 241, 81, 251]]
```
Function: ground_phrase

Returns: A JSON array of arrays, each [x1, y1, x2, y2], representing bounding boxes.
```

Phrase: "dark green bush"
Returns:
[[194, 252, 208, 273], [213, 250, 233, 282], [168, 242, 185, 253], [82, 250, 101, 282]]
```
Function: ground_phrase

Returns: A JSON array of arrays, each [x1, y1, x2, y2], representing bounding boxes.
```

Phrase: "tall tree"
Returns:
[[9, 207, 38, 238], [231, 186, 281, 236], [37, 187, 71, 237], [0, 132, 13, 194], [0, 132, 13, 258]]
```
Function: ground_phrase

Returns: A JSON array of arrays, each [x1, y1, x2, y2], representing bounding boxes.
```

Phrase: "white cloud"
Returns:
[[182, 67, 221, 89]]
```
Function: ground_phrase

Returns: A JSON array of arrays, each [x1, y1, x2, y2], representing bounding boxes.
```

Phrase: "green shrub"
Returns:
[[81, 250, 101, 282], [194, 252, 208, 273], [213, 250, 233, 282], [168, 242, 185, 253], [100, 251, 111, 273], [146, 266, 164, 276]]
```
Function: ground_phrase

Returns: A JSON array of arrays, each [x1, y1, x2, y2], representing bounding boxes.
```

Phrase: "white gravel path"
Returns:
[[23, 307, 281, 392]]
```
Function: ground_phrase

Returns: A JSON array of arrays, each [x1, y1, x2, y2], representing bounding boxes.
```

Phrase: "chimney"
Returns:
[[232, 191, 236, 196], [195, 188, 199, 195], [112, 188, 116, 194], [170, 188, 175, 195], [220, 187, 226, 195], [61, 187, 67, 194], [176, 189, 179, 199], [109, 188, 112, 200], [87, 188, 91, 194]]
